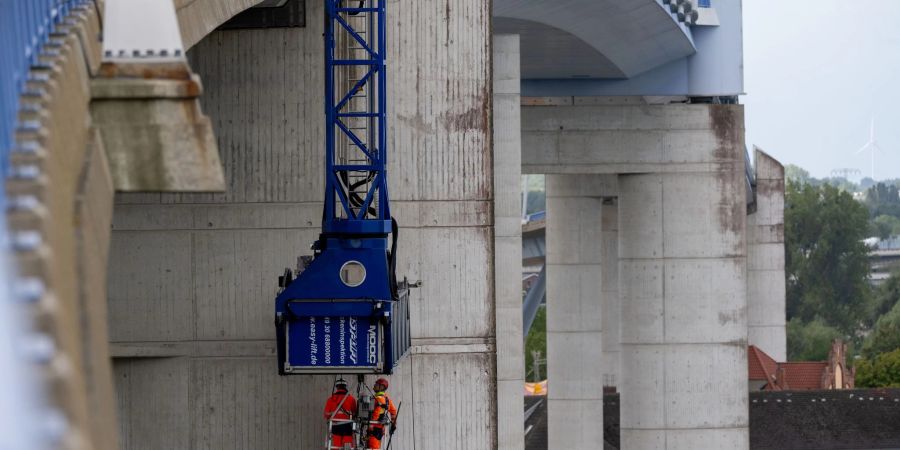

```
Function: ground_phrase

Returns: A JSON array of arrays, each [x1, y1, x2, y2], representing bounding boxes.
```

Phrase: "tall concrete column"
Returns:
[[546, 174, 616, 448], [601, 200, 621, 389], [618, 161, 749, 447], [523, 101, 751, 449], [493, 34, 525, 450], [748, 148, 787, 361]]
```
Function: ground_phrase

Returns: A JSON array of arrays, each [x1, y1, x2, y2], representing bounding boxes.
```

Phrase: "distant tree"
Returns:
[[785, 182, 872, 333], [855, 348, 900, 388], [865, 270, 900, 327], [787, 318, 844, 361], [522, 175, 546, 215], [865, 183, 900, 219], [871, 215, 900, 240], [860, 177, 877, 190], [784, 164, 812, 185], [524, 174, 545, 192], [861, 299, 900, 358], [820, 177, 860, 193], [524, 306, 546, 382]]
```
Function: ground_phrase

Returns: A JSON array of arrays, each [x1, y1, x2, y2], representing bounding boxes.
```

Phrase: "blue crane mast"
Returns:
[[275, 0, 411, 375]]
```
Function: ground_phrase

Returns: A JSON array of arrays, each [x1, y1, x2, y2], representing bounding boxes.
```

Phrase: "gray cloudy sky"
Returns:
[[742, 0, 900, 180]]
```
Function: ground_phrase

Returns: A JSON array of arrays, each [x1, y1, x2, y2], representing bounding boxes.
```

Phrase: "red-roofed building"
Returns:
[[748, 340, 855, 391], [748, 345, 779, 390]]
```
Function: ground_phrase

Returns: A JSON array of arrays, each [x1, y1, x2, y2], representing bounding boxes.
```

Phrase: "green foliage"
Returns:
[[819, 177, 860, 193], [785, 182, 873, 333], [787, 318, 843, 361], [865, 271, 900, 327], [524, 174, 545, 192], [865, 183, 900, 220], [784, 164, 812, 185], [784, 165, 862, 192], [855, 348, 900, 388], [870, 215, 900, 240], [783, 166, 900, 367], [524, 306, 546, 382], [861, 299, 900, 358]]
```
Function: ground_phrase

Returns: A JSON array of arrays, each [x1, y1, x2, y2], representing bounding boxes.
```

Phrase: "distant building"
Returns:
[[869, 242, 900, 286], [877, 236, 900, 250], [749, 340, 854, 391]]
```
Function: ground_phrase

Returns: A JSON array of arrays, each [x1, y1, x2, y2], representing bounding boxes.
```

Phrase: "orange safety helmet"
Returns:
[[374, 377, 389, 390]]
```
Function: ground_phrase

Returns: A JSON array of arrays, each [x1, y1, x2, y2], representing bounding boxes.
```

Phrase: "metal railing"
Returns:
[[0, 2, 90, 448], [1, 0, 88, 186]]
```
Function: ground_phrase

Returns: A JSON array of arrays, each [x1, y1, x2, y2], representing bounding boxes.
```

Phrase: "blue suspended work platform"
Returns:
[[274, 0, 412, 375]]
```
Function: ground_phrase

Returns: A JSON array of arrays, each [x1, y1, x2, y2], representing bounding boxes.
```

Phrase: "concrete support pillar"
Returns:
[[618, 165, 749, 448], [546, 174, 616, 448], [748, 148, 787, 361], [601, 200, 620, 389], [493, 34, 525, 450], [107, 2, 496, 448]]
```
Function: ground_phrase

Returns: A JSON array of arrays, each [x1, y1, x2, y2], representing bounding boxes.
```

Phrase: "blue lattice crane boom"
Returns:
[[274, 0, 411, 375]]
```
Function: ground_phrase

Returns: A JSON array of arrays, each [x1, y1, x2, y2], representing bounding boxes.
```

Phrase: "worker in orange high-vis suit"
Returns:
[[367, 378, 398, 449], [324, 379, 358, 449]]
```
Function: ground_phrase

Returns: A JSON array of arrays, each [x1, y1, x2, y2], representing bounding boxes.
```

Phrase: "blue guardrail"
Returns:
[[0, 0, 88, 281]]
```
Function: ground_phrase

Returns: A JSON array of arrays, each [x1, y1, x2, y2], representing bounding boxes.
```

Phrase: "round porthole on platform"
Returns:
[[340, 261, 366, 287]]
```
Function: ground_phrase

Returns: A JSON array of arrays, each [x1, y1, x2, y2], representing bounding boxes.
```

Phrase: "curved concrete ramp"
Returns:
[[175, 0, 265, 49], [493, 0, 695, 79]]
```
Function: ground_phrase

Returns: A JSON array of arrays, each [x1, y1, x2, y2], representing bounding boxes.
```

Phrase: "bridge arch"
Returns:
[[176, 0, 267, 49], [494, 0, 696, 79]]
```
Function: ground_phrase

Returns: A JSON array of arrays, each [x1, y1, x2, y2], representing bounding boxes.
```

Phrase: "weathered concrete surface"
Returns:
[[617, 105, 749, 449], [92, 0, 227, 192], [91, 69, 225, 192], [494, 34, 526, 450], [747, 148, 787, 361], [175, 0, 264, 50], [545, 174, 616, 448], [5, 3, 118, 448], [522, 100, 745, 175], [601, 199, 620, 390], [108, 1, 496, 448]]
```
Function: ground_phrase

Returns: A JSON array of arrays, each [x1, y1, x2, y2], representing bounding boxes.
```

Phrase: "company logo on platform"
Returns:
[[349, 317, 358, 365], [367, 324, 378, 364]]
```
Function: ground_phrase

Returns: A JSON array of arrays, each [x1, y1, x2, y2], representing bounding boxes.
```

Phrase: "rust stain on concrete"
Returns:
[[756, 179, 785, 197], [98, 62, 193, 80], [709, 106, 746, 243]]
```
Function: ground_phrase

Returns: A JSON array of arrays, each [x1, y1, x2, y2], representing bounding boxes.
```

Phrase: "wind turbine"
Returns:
[[855, 117, 882, 180]]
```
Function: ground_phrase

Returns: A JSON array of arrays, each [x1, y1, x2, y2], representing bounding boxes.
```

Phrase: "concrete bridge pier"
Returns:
[[616, 120, 750, 449], [526, 101, 751, 450], [493, 34, 526, 450], [545, 174, 616, 448], [618, 169, 749, 449], [747, 148, 787, 361], [600, 199, 621, 390]]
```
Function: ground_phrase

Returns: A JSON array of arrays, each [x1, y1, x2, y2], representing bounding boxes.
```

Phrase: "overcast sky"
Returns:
[[742, 0, 900, 180]]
